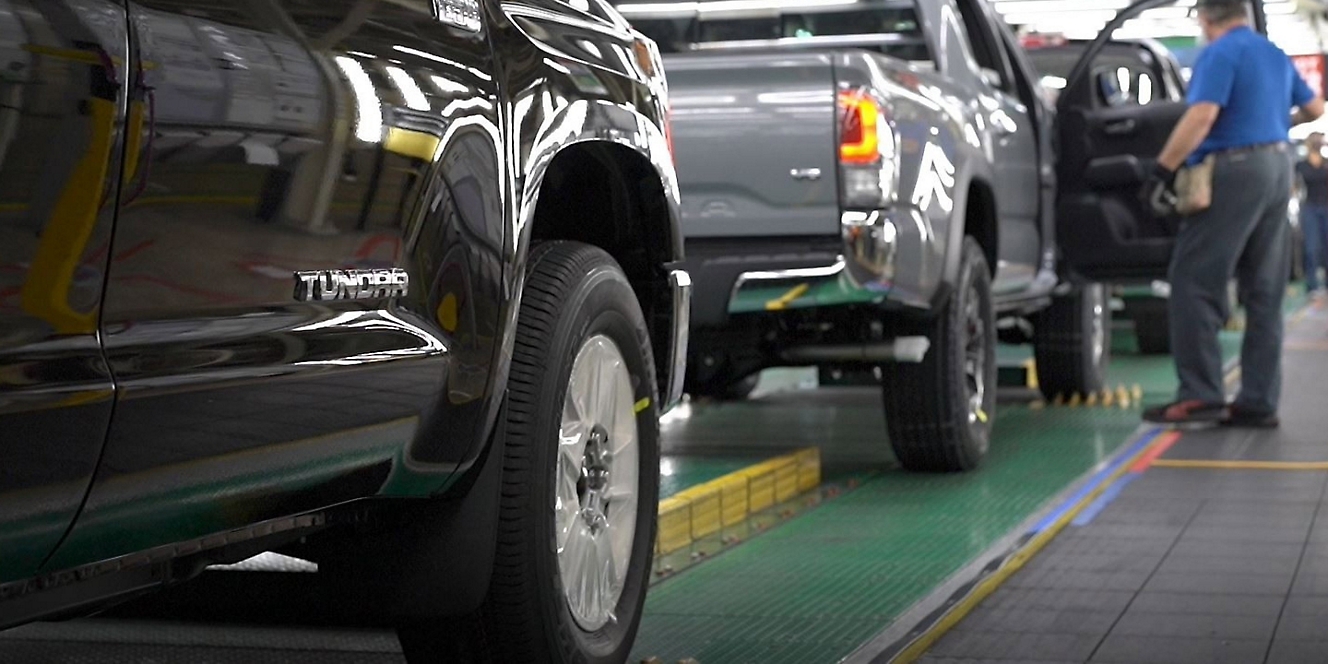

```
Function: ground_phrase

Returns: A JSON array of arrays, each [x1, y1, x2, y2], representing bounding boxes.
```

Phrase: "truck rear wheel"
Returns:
[[880, 238, 995, 473], [1033, 284, 1110, 401], [1131, 297, 1170, 355], [398, 242, 658, 664]]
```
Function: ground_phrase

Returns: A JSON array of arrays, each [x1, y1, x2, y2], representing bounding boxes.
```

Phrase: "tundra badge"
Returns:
[[294, 269, 410, 301]]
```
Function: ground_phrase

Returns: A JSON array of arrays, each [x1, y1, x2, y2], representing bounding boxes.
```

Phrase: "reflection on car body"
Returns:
[[0, 1, 688, 660]]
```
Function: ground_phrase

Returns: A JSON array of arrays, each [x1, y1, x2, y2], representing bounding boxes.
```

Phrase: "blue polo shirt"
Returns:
[[1187, 25, 1314, 164]]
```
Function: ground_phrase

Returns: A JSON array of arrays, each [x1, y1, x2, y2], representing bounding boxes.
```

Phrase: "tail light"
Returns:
[[837, 87, 899, 209], [839, 90, 880, 164]]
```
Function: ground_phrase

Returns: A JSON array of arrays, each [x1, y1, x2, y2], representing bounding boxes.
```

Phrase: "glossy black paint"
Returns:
[[0, 0, 128, 584], [0, 0, 682, 596]]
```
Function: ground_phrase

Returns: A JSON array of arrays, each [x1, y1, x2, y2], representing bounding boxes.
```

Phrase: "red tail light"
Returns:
[[839, 90, 880, 165]]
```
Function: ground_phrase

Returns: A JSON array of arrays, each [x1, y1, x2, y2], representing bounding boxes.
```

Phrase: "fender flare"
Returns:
[[937, 160, 996, 309]]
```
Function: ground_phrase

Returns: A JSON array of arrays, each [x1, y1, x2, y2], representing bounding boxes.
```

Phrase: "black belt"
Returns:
[[1213, 142, 1287, 158]]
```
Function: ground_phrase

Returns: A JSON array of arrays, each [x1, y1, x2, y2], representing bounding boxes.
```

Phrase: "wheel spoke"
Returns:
[[555, 334, 640, 632]]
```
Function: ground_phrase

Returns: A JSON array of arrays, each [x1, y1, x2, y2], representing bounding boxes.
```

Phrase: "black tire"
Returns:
[[398, 242, 659, 664], [686, 370, 758, 401], [1132, 297, 1170, 355], [1033, 283, 1111, 401], [880, 237, 995, 473]]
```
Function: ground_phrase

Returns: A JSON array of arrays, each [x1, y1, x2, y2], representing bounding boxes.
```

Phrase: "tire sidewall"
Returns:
[[950, 240, 995, 464], [523, 259, 659, 664], [1080, 283, 1110, 386]]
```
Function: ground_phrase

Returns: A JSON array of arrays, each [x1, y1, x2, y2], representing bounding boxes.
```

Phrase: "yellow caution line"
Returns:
[[656, 448, 820, 557], [764, 283, 810, 311], [1151, 459, 1328, 471], [892, 436, 1164, 663]]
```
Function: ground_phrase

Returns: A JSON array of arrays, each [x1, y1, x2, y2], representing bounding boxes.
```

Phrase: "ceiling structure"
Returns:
[[991, 0, 1323, 55]]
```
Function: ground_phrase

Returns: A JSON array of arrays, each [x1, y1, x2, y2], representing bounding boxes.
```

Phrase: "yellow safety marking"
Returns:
[[893, 436, 1166, 663], [1023, 358, 1038, 390], [634, 397, 651, 414], [1151, 459, 1328, 471], [764, 283, 810, 311], [1286, 340, 1328, 352], [655, 448, 821, 557], [1102, 389, 1115, 407], [1131, 384, 1143, 401], [1085, 392, 1098, 407], [975, 408, 988, 424], [1067, 393, 1081, 408]]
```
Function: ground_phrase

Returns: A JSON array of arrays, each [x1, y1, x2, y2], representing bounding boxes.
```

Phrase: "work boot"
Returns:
[[1142, 400, 1227, 425], [1221, 405, 1280, 429]]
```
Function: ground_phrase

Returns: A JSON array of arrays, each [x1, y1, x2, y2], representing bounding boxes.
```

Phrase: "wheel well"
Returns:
[[529, 143, 677, 397], [965, 180, 998, 275]]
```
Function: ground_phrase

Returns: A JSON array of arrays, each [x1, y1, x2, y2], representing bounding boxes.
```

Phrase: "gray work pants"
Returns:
[[1169, 146, 1291, 413]]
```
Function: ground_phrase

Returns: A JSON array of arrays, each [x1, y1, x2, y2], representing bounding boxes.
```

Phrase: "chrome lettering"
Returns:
[[293, 269, 411, 301]]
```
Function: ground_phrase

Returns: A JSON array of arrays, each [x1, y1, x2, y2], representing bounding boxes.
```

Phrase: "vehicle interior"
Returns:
[[1053, 38, 1188, 281]]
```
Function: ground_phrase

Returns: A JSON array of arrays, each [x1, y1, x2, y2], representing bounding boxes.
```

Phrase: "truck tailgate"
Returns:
[[664, 52, 839, 238]]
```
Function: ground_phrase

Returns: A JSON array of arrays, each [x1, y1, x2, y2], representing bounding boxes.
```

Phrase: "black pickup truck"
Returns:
[[617, 0, 1257, 472], [0, 0, 687, 661]]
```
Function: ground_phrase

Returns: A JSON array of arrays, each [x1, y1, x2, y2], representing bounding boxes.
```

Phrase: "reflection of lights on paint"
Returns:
[[659, 457, 676, 477], [1040, 75, 1067, 90], [1138, 75, 1153, 105], [1116, 67, 1131, 95], [911, 142, 955, 214], [386, 66, 430, 111], [335, 56, 384, 143], [578, 39, 602, 60], [430, 74, 469, 95], [393, 44, 493, 81]]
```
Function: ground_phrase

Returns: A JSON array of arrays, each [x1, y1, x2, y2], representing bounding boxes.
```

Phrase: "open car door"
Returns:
[[1054, 0, 1270, 281]]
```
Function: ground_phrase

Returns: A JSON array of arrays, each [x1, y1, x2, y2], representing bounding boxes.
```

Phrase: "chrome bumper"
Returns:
[[723, 206, 930, 316], [665, 269, 691, 410], [841, 209, 901, 291]]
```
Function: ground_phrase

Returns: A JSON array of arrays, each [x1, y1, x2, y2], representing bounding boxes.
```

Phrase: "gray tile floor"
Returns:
[[921, 305, 1328, 664]]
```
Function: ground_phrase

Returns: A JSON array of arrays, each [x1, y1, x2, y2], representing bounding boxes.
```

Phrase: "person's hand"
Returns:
[[1140, 162, 1178, 217]]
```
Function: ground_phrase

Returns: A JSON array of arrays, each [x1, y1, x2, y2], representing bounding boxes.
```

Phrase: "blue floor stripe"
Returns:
[[1071, 473, 1141, 527], [1028, 428, 1161, 535]]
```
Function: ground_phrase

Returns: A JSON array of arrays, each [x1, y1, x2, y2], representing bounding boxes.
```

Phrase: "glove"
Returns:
[[1140, 163, 1178, 218]]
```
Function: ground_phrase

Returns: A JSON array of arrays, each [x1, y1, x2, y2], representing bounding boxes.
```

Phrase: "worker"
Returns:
[[1139, 0, 1324, 427], [1296, 132, 1328, 303]]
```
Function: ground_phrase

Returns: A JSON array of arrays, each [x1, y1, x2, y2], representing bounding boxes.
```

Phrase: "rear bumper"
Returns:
[[682, 207, 923, 327]]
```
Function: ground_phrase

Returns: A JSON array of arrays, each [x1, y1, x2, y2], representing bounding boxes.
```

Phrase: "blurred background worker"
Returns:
[[1296, 132, 1328, 304], [1139, 0, 1324, 428]]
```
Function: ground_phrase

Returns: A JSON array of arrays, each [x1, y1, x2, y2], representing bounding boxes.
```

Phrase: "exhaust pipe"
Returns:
[[780, 336, 931, 364]]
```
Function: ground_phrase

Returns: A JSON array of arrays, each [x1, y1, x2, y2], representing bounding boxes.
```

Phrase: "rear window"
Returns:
[[617, 1, 931, 63]]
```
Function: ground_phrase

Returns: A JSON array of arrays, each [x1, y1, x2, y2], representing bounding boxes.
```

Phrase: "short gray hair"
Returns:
[[1200, 2, 1248, 24]]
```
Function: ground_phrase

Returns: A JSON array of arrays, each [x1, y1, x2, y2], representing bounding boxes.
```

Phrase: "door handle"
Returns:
[[1103, 118, 1137, 136]]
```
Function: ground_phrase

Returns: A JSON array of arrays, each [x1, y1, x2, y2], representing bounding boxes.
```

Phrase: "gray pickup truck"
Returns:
[[616, 0, 1223, 472]]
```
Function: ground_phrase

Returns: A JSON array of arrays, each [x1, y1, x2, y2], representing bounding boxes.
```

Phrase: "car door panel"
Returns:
[[0, 0, 129, 584], [45, 0, 505, 570], [1057, 98, 1186, 280]]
